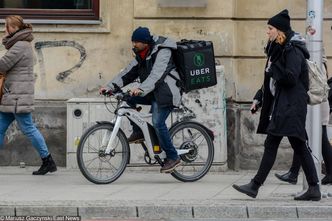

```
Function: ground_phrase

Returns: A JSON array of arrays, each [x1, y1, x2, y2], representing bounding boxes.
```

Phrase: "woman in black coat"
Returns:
[[232, 9, 321, 201]]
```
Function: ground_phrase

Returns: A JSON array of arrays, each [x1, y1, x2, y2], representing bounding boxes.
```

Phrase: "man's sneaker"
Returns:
[[160, 158, 181, 173], [128, 132, 144, 143]]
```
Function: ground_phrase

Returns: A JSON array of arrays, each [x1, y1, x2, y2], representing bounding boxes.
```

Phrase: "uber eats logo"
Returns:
[[190, 52, 211, 86], [193, 53, 205, 67]]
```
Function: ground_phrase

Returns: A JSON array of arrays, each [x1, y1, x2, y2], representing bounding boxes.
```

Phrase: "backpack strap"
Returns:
[[168, 72, 184, 92], [168, 72, 180, 81]]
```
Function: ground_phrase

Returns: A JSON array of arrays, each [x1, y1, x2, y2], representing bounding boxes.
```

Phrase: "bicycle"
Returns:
[[76, 89, 215, 184]]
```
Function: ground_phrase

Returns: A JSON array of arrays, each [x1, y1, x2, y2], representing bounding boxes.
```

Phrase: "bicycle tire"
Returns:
[[169, 121, 214, 182], [77, 122, 129, 184]]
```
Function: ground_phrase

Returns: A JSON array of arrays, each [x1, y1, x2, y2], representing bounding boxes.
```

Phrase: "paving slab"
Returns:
[[78, 206, 137, 219], [193, 205, 247, 219], [15, 206, 78, 216], [0, 206, 15, 215], [247, 205, 298, 219], [297, 206, 332, 219]]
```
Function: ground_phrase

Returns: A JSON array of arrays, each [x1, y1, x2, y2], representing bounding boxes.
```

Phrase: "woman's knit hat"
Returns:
[[131, 26, 153, 43], [268, 9, 291, 32]]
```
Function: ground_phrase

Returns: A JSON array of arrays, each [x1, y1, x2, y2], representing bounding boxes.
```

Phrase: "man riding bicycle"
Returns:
[[99, 27, 182, 173]]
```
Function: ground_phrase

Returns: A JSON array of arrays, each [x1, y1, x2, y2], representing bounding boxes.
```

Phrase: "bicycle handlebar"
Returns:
[[114, 91, 132, 101], [101, 87, 132, 102]]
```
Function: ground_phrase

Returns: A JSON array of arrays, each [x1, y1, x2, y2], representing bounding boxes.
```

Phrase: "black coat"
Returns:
[[254, 33, 310, 141]]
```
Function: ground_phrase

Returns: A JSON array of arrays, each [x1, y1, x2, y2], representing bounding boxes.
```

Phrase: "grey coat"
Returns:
[[0, 29, 35, 113], [107, 36, 181, 107]]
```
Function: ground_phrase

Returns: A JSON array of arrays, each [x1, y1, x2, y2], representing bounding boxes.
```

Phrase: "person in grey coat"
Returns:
[[100, 27, 182, 173], [0, 15, 56, 175]]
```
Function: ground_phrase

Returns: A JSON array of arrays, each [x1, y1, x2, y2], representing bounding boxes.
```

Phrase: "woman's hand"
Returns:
[[250, 99, 261, 114]]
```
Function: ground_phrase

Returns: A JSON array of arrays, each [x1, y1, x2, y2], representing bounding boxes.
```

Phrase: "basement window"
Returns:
[[0, 0, 99, 20]]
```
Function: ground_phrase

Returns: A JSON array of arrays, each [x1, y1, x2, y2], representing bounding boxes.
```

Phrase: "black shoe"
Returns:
[[232, 180, 260, 198], [32, 154, 57, 175], [128, 132, 144, 143], [160, 158, 181, 173], [321, 175, 332, 185], [294, 185, 321, 201], [275, 171, 298, 185]]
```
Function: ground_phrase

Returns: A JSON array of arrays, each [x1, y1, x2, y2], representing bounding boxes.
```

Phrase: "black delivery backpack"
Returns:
[[172, 40, 217, 93]]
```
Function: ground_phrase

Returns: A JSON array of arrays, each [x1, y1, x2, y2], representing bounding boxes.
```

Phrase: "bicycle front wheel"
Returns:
[[169, 121, 214, 182], [77, 122, 129, 184]]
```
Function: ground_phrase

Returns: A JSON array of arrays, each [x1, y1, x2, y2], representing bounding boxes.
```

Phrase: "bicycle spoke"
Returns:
[[95, 163, 102, 178], [193, 137, 206, 146], [106, 160, 118, 172], [84, 156, 100, 168], [191, 132, 203, 142], [86, 143, 100, 153], [197, 154, 207, 162], [178, 164, 186, 173]]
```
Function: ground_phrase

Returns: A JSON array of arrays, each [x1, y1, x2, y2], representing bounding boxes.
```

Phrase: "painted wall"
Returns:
[[0, 0, 331, 169]]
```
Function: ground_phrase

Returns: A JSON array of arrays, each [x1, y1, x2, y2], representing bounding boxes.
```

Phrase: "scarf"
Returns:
[[2, 28, 34, 50], [265, 41, 283, 63], [138, 45, 150, 60]]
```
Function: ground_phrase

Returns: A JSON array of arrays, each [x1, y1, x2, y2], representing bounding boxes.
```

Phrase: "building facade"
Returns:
[[0, 0, 331, 169]]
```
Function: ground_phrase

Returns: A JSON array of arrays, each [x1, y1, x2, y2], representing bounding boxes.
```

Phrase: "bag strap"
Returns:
[[168, 72, 183, 92], [168, 72, 180, 81]]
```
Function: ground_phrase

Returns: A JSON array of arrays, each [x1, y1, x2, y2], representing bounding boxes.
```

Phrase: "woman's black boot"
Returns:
[[321, 175, 332, 185], [275, 171, 298, 184], [232, 180, 260, 198], [294, 185, 321, 201], [32, 154, 57, 175]]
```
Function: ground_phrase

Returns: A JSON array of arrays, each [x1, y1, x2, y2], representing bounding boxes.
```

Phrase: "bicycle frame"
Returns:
[[103, 97, 191, 159]]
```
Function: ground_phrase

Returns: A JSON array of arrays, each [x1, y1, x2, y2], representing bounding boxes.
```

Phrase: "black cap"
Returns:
[[268, 9, 291, 32]]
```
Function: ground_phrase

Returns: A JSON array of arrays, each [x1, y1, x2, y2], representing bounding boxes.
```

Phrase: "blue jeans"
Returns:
[[0, 112, 49, 158], [127, 96, 179, 160]]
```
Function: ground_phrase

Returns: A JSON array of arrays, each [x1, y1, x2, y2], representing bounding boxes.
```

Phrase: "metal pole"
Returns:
[[305, 0, 324, 191]]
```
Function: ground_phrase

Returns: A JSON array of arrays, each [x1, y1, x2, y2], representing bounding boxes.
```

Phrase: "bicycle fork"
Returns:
[[104, 116, 123, 155]]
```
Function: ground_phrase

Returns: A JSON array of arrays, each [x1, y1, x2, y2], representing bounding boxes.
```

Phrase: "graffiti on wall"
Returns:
[[34, 40, 87, 83]]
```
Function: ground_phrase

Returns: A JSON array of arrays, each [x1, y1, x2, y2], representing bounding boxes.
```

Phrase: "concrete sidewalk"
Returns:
[[1, 167, 332, 219]]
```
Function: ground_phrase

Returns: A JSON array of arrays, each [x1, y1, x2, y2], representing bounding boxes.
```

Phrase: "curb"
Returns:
[[1, 205, 332, 219]]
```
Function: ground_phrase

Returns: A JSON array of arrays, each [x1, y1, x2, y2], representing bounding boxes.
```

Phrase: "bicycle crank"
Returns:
[[144, 151, 158, 165], [179, 141, 198, 163]]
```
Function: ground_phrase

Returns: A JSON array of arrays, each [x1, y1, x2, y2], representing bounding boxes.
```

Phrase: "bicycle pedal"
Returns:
[[163, 168, 177, 174], [165, 170, 174, 174]]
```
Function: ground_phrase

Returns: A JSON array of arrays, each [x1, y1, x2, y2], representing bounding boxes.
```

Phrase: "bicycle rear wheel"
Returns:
[[169, 121, 214, 182], [77, 122, 129, 184]]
